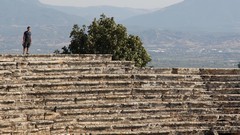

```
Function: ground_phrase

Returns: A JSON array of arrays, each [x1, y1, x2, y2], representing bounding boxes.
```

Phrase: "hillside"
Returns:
[[0, 0, 85, 26], [123, 0, 240, 32], [137, 30, 240, 68], [50, 5, 150, 22]]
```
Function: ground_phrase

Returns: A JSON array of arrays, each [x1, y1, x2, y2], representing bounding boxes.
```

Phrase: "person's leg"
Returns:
[[23, 44, 26, 54], [26, 47, 29, 54], [26, 43, 30, 54]]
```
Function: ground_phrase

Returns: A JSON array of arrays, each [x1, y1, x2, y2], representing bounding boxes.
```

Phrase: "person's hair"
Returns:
[[27, 26, 30, 29]]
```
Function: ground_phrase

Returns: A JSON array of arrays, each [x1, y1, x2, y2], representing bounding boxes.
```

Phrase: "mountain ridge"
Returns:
[[47, 5, 151, 22], [123, 0, 240, 32], [0, 0, 86, 26]]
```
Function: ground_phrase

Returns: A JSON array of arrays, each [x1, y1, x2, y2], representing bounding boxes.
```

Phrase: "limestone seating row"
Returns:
[[201, 75, 240, 82], [133, 68, 201, 75], [0, 54, 112, 62], [135, 80, 205, 89], [3, 96, 240, 115], [199, 68, 240, 75], [0, 81, 133, 92], [133, 87, 239, 96], [134, 68, 240, 75], [0, 67, 133, 81], [0, 121, 213, 135], [1, 71, 211, 85], [2, 74, 132, 84], [134, 74, 203, 82], [0, 60, 135, 70], [2, 74, 220, 85], [2, 107, 238, 124], [29, 66, 133, 75]]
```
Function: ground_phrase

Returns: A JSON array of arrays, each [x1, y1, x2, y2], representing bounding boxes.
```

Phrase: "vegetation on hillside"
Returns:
[[59, 14, 151, 67]]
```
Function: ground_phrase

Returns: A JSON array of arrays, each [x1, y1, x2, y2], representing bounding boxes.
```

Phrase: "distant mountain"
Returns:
[[123, 0, 240, 32], [49, 5, 150, 22], [0, 0, 86, 26]]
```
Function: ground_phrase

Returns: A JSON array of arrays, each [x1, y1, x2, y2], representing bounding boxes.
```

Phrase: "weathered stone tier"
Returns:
[[0, 54, 239, 135]]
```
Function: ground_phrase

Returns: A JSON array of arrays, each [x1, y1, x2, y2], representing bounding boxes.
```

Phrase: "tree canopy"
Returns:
[[60, 14, 151, 67]]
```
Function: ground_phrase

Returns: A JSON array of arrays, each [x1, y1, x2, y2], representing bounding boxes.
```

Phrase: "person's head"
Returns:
[[27, 26, 31, 31]]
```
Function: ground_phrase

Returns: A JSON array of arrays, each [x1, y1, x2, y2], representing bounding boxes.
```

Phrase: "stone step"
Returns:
[[1, 85, 238, 101], [133, 68, 202, 75], [213, 88, 240, 94], [201, 75, 240, 82], [205, 81, 240, 89], [134, 74, 202, 82], [26, 60, 134, 68], [135, 81, 205, 88], [41, 101, 236, 112], [63, 122, 212, 134], [132, 87, 223, 98], [210, 94, 240, 101], [2, 73, 133, 84], [134, 80, 239, 89], [133, 87, 200, 94], [198, 114, 240, 121], [0, 60, 134, 70], [134, 68, 240, 75], [1, 92, 239, 110], [29, 66, 132, 75], [11, 94, 237, 108], [0, 54, 112, 61], [0, 62, 16, 70], [0, 70, 13, 84], [213, 126, 240, 133], [0, 70, 12, 75], [0, 81, 133, 91], [4, 107, 236, 122], [0, 88, 132, 102], [68, 114, 211, 126], [200, 68, 240, 75], [19, 74, 132, 83], [42, 102, 181, 112], [187, 101, 240, 108], [85, 128, 208, 135], [132, 88, 240, 101], [4, 67, 132, 78], [26, 87, 132, 96], [27, 96, 190, 106], [216, 107, 240, 114]]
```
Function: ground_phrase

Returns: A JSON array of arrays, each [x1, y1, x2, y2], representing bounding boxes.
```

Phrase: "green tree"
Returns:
[[238, 62, 240, 68], [60, 14, 151, 67]]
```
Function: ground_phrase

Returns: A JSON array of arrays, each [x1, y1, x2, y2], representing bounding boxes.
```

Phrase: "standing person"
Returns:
[[22, 26, 32, 54]]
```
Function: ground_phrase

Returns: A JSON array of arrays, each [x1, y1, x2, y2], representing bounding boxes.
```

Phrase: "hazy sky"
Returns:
[[39, 0, 184, 9]]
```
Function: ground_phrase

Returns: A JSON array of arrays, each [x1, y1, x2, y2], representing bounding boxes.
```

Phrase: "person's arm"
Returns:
[[30, 34, 32, 43], [22, 32, 25, 43]]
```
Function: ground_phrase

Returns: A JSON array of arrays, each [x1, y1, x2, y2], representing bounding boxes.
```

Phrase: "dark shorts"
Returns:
[[22, 41, 31, 48]]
